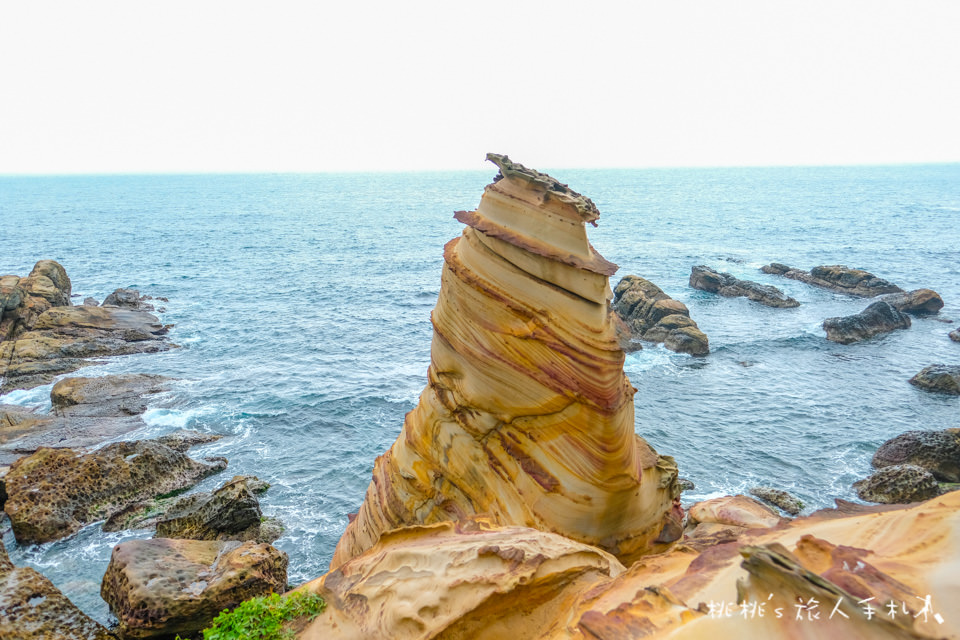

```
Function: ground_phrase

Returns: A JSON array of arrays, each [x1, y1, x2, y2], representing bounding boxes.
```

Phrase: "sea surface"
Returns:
[[1, 164, 959, 623]]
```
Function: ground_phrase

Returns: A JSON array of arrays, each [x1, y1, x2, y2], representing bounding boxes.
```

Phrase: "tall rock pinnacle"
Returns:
[[330, 154, 680, 568]]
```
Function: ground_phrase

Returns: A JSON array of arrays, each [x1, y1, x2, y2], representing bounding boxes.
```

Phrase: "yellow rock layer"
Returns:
[[331, 155, 679, 568]]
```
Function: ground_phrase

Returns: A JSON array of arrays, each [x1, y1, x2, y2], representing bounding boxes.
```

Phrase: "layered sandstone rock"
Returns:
[[613, 275, 709, 355], [331, 154, 679, 569]]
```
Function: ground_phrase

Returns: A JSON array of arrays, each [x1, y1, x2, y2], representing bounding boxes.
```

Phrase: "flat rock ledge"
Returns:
[[613, 275, 709, 355], [761, 263, 903, 297], [690, 265, 799, 308], [3, 432, 226, 544], [0, 261, 175, 392], [909, 364, 960, 395], [822, 301, 911, 344], [101, 538, 287, 639]]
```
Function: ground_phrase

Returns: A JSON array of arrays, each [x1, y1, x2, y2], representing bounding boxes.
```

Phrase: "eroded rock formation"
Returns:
[[853, 464, 941, 504], [909, 364, 960, 395], [872, 429, 960, 482], [822, 301, 911, 344], [690, 265, 799, 308], [612, 275, 709, 355], [880, 288, 944, 316], [761, 263, 903, 297], [331, 154, 679, 568]]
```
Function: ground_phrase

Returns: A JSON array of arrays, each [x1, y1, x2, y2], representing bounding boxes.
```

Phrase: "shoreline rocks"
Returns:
[[3, 432, 226, 544], [872, 429, 960, 482], [822, 300, 911, 344], [51, 374, 172, 417], [909, 364, 960, 395], [761, 263, 903, 297], [748, 486, 803, 515], [690, 265, 799, 308], [613, 275, 709, 355], [880, 288, 944, 316], [853, 464, 941, 504], [101, 538, 287, 639], [0, 262, 175, 392]]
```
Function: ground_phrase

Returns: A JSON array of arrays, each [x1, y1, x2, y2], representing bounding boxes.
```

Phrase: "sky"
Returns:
[[1, 1, 958, 174]]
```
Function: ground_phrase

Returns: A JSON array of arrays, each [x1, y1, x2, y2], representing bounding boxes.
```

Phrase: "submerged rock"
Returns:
[[853, 464, 940, 504], [613, 275, 709, 355], [101, 538, 287, 639], [1, 538, 116, 640], [761, 263, 903, 297], [872, 429, 960, 482], [909, 364, 960, 395], [822, 300, 910, 344], [3, 434, 226, 544], [749, 486, 803, 516], [690, 265, 799, 308], [880, 288, 944, 316], [332, 154, 680, 569]]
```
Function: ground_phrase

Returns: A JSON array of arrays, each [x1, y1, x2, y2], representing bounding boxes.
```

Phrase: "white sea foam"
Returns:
[[0, 384, 53, 410], [142, 406, 214, 430]]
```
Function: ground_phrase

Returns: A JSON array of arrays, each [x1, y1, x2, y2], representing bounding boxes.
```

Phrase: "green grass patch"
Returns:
[[176, 591, 326, 640]]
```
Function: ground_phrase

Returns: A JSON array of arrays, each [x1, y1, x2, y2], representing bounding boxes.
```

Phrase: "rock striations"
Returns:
[[331, 154, 680, 569]]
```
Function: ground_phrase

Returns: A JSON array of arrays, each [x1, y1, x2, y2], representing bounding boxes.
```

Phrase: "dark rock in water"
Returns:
[[102, 287, 154, 311], [761, 263, 903, 297], [822, 301, 911, 344], [51, 374, 172, 417], [748, 486, 803, 516], [909, 364, 960, 395], [3, 435, 227, 544], [1, 538, 117, 640], [880, 288, 944, 316], [951, 329, 960, 342], [152, 429, 223, 452], [613, 275, 709, 356], [872, 429, 960, 482], [82, 297, 99, 306], [100, 538, 288, 639], [690, 266, 799, 308], [677, 477, 695, 492], [155, 476, 280, 543], [853, 464, 940, 504]]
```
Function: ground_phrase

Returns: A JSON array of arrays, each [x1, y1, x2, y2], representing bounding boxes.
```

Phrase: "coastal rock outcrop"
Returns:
[[909, 364, 960, 395], [51, 374, 171, 417], [872, 429, 960, 482], [748, 486, 803, 515], [0, 262, 174, 391], [950, 329, 960, 343], [689, 265, 799, 308], [613, 275, 709, 355], [3, 433, 226, 544], [822, 301, 911, 344], [1, 538, 117, 640], [853, 464, 941, 504], [101, 538, 287, 639], [761, 263, 903, 297], [880, 288, 944, 316], [301, 518, 625, 639], [331, 154, 680, 569], [102, 288, 154, 311]]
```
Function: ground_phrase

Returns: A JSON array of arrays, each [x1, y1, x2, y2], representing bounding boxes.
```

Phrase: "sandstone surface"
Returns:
[[613, 275, 709, 355], [687, 494, 782, 529], [689, 265, 799, 308], [909, 364, 960, 395], [331, 154, 680, 569], [822, 300, 911, 343], [761, 263, 904, 297], [872, 429, 960, 482], [51, 374, 171, 417], [101, 538, 287, 639], [3, 433, 226, 544]]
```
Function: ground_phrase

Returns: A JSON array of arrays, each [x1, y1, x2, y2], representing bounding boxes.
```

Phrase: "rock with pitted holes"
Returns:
[[101, 538, 287, 639], [853, 464, 941, 504], [749, 486, 803, 516], [872, 429, 960, 482], [909, 364, 960, 395], [3, 435, 226, 544]]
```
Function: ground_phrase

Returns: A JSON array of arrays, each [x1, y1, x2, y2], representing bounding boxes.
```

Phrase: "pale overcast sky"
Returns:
[[1, 1, 957, 174]]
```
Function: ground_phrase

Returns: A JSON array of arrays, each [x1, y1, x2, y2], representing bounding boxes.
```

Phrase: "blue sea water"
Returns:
[[1, 164, 959, 623]]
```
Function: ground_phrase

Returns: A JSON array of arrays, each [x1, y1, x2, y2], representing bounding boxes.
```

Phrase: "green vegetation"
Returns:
[[176, 591, 326, 640]]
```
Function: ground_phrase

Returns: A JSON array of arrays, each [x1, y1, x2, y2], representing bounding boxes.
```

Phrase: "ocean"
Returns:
[[1, 164, 958, 623]]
